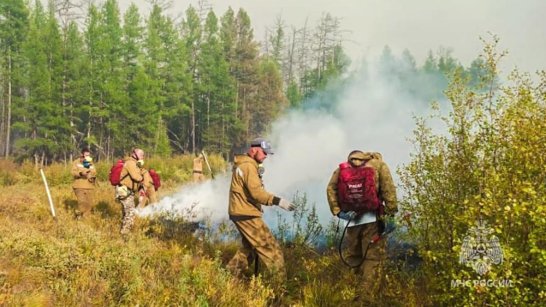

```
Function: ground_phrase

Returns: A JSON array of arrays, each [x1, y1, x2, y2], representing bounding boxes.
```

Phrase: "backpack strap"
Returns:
[[119, 173, 129, 185]]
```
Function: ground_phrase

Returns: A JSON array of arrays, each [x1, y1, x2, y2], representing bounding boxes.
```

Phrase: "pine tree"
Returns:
[[250, 57, 287, 136], [163, 26, 192, 155], [101, 0, 126, 158], [219, 7, 245, 151], [83, 4, 104, 154], [232, 9, 259, 143], [118, 3, 150, 156], [422, 50, 437, 73], [199, 10, 236, 155], [181, 5, 202, 154], [0, 0, 28, 158], [14, 0, 65, 165], [63, 20, 89, 159]]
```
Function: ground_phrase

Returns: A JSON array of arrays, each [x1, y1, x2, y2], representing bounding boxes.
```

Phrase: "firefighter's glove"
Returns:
[[83, 156, 93, 169], [87, 173, 96, 183], [139, 189, 146, 197], [386, 217, 396, 233], [337, 211, 357, 221], [273, 196, 296, 211], [379, 216, 396, 235]]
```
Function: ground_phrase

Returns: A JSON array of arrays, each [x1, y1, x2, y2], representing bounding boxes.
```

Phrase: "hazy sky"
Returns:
[[118, 0, 546, 74]]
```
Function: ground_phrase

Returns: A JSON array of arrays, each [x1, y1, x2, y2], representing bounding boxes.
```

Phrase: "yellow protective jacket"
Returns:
[[326, 151, 397, 216], [141, 168, 158, 203], [71, 158, 97, 189], [120, 156, 143, 192], [228, 154, 275, 218], [193, 156, 204, 172]]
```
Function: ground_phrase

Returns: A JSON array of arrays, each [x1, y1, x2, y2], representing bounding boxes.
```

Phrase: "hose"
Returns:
[[338, 216, 372, 268], [338, 216, 386, 268]]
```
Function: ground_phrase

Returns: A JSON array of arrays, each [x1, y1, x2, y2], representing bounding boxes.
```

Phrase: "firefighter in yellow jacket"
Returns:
[[138, 168, 158, 207], [71, 148, 97, 219], [227, 138, 296, 281], [116, 148, 145, 235], [326, 150, 397, 293], [192, 153, 205, 182]]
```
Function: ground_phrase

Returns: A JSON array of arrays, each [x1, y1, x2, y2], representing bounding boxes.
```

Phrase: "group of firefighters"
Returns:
[[71, 148, 206, 232], [70, 137, 397, 295]]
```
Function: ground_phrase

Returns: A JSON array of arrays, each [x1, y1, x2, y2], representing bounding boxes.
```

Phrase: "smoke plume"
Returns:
[[138, 56, 446, 225]]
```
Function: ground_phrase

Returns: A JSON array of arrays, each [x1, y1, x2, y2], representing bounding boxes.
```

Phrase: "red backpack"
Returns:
[[148, 168, 161, 191], [337, 162, 380, 213], [109, 159, 126, 186]]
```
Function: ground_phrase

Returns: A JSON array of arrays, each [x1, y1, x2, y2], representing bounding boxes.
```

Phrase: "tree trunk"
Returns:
[[221, 100, 225, 154], [234, 82, 239, 120], [0, 77, 5, 155], [155, 115, 161, 154], [191, 98, 195, 154], [5, 50, 12, 158], [287, 28, 297, 85], [206, 93, 210, 129]]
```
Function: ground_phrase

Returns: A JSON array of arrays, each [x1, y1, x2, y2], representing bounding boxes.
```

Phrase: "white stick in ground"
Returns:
[[201, 150, 215, 179], [40, 168, 56, 218]]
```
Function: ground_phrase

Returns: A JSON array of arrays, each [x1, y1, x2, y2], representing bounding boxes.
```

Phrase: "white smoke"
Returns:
[[266, 63, 431, 225], [138, 174, 231, 221], [137, 58, 445, 225]]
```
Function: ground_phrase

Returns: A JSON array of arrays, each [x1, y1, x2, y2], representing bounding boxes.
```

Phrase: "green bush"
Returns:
[[398, 37, 546, 305]]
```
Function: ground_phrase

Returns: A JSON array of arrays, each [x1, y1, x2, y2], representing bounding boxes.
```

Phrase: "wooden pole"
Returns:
[[201, 150, 215, 179]]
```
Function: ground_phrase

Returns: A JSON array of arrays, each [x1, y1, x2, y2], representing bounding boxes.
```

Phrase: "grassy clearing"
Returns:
[[0, 156, 425, 306]]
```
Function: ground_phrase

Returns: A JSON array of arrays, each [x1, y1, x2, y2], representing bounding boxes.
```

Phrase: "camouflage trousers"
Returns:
[[73, 188, 94, 218], [119, 194, 136, 235], [227, 217, 286, 281], [345, 222, 386, 292]]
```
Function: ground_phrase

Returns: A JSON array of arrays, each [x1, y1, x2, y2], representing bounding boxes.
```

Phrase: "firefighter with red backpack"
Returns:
[[110, 148, 146, 235], [326, 150, 397, 294]]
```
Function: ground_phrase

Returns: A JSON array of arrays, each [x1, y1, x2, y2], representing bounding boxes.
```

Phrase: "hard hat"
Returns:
[[250, 137, 274, 155]]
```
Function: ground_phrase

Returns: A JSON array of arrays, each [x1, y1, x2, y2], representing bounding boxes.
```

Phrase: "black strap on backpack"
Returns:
[[254, 253, 259, 276]]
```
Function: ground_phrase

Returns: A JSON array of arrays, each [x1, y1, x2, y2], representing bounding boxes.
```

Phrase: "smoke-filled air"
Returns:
[[138, 54, 447, 225], [2, 0, 545, 305]]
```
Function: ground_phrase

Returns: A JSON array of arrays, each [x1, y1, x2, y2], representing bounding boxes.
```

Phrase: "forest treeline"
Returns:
[[0, 0, 486, 165], [0, 0, 349, 164]]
